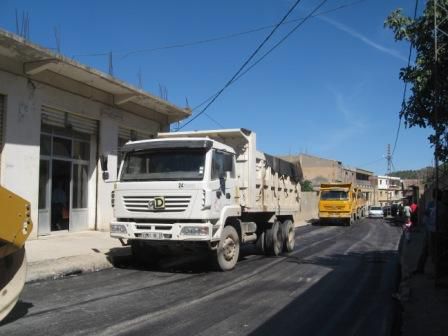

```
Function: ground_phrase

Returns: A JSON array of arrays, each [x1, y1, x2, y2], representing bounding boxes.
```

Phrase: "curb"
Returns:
[[26, 247, 132, 283]]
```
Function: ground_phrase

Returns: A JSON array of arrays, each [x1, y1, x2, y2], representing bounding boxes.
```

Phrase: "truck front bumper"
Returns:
[[110, 220, 215, 242], [319, 211, 351, 219]]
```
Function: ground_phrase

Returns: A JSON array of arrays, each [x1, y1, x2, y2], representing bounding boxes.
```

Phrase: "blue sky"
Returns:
[[0, 0, 435, 175]]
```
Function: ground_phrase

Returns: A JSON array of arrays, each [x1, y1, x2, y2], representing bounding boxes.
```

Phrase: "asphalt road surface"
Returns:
[[1, 218, 403, 336]]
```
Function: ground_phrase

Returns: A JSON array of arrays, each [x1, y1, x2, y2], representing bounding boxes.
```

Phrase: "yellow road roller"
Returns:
[[0, 186, 33, 321]]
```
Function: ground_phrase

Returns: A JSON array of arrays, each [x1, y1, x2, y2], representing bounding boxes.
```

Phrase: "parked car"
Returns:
[[368, 206, 384, 218]]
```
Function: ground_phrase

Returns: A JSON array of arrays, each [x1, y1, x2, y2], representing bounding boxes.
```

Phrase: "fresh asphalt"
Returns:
[[1, 218, 403, 336]]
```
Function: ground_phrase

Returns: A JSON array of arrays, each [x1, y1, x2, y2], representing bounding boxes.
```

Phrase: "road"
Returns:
[[1, 218, 402, 336]]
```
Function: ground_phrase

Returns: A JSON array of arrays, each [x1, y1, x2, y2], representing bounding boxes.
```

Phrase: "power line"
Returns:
[[232, 0, 329, 84], [181, 0, 365, 128], [391, 0, 420, 157], [179, 0, 329, 130], [177, 0, 306, 131], [71, 0, 367, 60]]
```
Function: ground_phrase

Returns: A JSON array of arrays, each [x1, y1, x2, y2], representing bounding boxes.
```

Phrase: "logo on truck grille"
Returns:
[[148, 196, 165, 210]]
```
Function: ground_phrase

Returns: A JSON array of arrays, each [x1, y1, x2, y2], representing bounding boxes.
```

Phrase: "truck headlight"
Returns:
[[111, 224, 127, 234], [180, 226, 209, 236]]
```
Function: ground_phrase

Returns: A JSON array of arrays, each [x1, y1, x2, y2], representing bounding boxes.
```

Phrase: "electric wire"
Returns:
[[176, 0, 306, 131], [71, 0, 367, 60], [178, 0, 329, 130], [391, 0, 420, 157]]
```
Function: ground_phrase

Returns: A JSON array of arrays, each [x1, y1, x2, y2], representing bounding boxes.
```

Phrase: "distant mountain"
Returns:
[[388, 167, 434, 180]]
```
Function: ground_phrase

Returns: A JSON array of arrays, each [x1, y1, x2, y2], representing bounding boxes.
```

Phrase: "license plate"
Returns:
[[330, 213, 339, 217], [141, 232, 164, 240]]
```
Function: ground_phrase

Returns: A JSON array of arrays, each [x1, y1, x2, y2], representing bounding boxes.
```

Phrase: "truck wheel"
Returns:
[[131, 240, 159, 267], [216, 225, 240, 271], [265, 220, 282, 256], [281, 220, 295, 253], [256, 230, 265, 253]]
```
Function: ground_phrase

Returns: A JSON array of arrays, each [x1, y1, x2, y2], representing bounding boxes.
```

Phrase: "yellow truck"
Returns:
[[318, 183, 367, 226], [0, 186, 33, 321]]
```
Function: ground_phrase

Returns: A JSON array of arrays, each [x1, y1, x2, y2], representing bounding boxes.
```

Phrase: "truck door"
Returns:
[[210, 150, 236, 219]]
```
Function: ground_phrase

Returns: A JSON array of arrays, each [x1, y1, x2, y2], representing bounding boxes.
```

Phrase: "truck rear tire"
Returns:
[[265, 220, 282, 256], [131, 240, 159, 267], [281, 219, 295, 253], [256, 231, 265, 253], [216, 225, 240, 271]]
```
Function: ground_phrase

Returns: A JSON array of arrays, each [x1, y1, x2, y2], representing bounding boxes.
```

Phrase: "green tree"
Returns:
[[385, 0, 448, 162], [300, 180, 314, 192]]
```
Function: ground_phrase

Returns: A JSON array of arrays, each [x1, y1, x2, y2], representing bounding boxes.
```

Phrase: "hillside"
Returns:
[[388, 167, 434, 180]]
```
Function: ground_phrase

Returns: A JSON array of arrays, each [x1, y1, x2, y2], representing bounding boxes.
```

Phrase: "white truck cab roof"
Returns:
[[122, 136, 236, 154]]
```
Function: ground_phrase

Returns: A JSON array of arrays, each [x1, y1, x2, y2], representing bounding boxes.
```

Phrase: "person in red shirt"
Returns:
[[410, 201, 418, 226]]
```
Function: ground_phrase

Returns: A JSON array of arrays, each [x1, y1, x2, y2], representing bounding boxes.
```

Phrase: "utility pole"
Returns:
[[433, 0, 447, 279], [433, 0, 447, 230], [386, 144, 393, 175]]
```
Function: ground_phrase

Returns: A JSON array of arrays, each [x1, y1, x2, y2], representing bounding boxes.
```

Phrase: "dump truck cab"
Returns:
[[319, 183, 357, 226]]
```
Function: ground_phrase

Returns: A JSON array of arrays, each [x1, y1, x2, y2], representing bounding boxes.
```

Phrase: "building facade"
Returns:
[[0, 30, 190, 239], [371, 175, 403, 207], [281, 154, 374, 204]]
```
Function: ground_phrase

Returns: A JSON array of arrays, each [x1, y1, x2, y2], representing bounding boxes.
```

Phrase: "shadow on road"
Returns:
[[0, 301, 34, 327], [247, 247, 401, 336]]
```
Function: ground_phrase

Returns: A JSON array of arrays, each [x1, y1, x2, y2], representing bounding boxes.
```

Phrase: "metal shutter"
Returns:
[[41, 105, 98, 135], [118, 127, 152, 141]]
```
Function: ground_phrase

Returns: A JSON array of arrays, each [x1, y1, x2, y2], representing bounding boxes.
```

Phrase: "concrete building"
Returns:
[[371, 175, 403, 207], [0, 29, 190, 239], [402, 179, 425, 203], [281, 154, 374, 204]]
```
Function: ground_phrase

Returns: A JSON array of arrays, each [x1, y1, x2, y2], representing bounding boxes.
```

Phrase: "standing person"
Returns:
[[411, 200, 418, 227], [402, 200, 412, 242], [403, 200, 411, 223], [415, 191, 437, 273]]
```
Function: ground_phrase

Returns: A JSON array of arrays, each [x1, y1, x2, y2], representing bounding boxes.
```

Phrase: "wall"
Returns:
[[0, 69, 165, 238], [295, 191, 319, 222]]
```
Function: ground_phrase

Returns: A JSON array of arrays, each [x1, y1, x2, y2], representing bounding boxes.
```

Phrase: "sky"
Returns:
[[0, 0, 435, 175]]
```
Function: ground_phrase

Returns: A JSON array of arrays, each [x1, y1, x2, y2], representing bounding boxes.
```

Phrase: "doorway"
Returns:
[[51, 160, 71, 231]]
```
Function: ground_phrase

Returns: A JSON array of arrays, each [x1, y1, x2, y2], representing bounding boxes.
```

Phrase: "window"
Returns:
[[121, 149, 206, 181], [53, 137, 72, 158], [211, 151, 235, 180], [320, 190, 348, 200], [73, 164, 88, 208]]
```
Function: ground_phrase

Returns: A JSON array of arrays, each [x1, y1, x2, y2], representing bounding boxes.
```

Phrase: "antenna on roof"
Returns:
[[108, 51, 114, 76], [15, 9, 30, 40], [54, 26, 61, 53], [137, 67, 143, 89]]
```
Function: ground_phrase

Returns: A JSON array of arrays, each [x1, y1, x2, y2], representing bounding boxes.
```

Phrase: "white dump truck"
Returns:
[[110, 129, 301, 271]]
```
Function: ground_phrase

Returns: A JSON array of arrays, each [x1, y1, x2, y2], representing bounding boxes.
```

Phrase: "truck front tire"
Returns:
[[216, 225, 240, 271]]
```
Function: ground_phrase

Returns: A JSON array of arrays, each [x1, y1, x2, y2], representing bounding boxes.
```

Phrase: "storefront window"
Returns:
[[73, 140, 90, 161], [73, 164, 88, 208], [53, 137, 72, 158]]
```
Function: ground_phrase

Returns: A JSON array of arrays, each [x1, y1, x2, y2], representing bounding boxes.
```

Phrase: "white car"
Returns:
[[368, 206, 384, 218]]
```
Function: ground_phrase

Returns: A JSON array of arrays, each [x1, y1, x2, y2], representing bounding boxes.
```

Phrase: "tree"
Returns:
[[385, 0, 448, 162], [300, 180, 314, 192]]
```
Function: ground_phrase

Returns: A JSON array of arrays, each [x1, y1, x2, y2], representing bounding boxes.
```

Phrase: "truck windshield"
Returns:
[[320, 190, 349, 200], [120, 149, 206, 181]]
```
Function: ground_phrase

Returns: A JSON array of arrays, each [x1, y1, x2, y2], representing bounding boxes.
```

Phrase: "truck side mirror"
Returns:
[[100, 154, 108, 172], [100, 154, 109, 181], [219, 176, 226, 192]]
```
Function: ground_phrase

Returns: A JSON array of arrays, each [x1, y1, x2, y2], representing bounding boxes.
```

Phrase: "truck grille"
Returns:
[[123, 195, 192, 212], [324, 205, 345, 210]]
